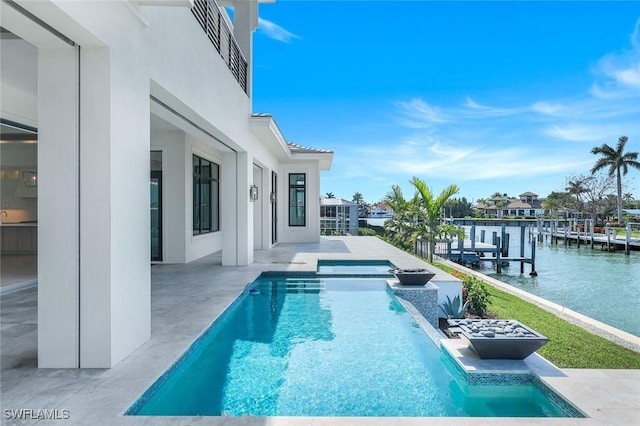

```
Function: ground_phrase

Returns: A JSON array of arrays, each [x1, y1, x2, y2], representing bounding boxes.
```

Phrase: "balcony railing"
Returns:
[[192, 0, 248, 94]]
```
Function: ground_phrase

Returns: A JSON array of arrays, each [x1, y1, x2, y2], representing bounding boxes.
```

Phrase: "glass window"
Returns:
[[193, 154, 219, 235], [289, 173, 305, 227]]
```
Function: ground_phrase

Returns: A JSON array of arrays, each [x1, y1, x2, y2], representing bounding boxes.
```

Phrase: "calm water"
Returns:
[[463, 226, 640, 337], [130, 278, 572, 417]]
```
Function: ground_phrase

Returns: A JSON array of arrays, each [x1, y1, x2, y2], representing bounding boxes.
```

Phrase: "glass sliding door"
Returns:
[[150, 152, 162, 262]]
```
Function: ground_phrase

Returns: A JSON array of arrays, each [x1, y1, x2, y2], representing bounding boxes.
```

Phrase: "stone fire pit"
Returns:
[[447, 319, 548, 359], [389, 268, 436, 286]]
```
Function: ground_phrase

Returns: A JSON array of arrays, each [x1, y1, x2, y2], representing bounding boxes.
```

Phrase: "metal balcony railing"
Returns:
[[192, 0, 248, 94]]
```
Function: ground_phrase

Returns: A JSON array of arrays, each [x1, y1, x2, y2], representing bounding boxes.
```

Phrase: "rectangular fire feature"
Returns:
[[447, 319, 549, 359]]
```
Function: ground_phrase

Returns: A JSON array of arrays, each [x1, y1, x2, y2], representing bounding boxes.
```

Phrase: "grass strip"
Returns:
[[433, 262, 640, 369]]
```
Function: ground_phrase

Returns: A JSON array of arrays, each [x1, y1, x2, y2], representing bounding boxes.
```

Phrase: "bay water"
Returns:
[[462, 225, 640, 337]]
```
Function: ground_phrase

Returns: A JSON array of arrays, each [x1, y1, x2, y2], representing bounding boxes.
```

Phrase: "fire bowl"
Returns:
[[447, 319, 549, 359]]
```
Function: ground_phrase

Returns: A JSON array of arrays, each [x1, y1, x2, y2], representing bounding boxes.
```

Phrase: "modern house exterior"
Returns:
[[0, 0, 332, 368], [475, 192, 545, 218], [503, 192, 544, 218], [319, 198, 359, 236]]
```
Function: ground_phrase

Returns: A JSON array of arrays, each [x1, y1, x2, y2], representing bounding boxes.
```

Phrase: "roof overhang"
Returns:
[[250, 114, 333, 170]]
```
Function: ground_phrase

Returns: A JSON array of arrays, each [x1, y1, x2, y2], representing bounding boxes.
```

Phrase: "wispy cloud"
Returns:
[[257, 18, 300, 43], [395, 99, 450, 128], [590, 18, 640, 98], [464, 97, 530, 117], [544, 124, 622, 142], [531, 101, 565, 117]]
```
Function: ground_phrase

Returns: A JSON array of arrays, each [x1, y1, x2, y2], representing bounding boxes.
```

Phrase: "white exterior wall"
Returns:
[[279, 162, 322, 243], [4, 0, 329, 368]]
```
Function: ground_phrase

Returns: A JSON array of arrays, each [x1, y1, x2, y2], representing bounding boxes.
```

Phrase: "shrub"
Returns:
[[462, 275, 491, 317], [358, 227, 378, 236], [439, 294, 469, 319]]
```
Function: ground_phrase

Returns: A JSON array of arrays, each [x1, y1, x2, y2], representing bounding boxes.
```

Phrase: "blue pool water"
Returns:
[[129, 277, 578, 417]]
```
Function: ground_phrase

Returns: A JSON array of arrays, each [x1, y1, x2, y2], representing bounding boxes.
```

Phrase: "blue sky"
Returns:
[[252, 1, 640, 204]]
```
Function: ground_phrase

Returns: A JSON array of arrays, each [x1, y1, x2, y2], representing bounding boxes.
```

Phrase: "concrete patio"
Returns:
[[1, 236, 638, 425]]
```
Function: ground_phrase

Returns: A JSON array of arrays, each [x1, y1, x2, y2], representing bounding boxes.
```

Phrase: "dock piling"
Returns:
[[530, 239, 537, 276]]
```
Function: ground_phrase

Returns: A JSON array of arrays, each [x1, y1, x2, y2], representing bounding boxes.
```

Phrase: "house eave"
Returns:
[[249, 114, 292, 160]]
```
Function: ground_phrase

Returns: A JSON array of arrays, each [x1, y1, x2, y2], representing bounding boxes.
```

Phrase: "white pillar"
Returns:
[[78, 46, 150, 367], [221, 151, 252, 265], [38, 47, 80, 368], [38, 46, 150, 368]]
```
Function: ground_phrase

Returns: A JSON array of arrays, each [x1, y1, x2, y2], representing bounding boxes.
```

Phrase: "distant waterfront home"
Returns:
[[475, 194, 511, 218], [503, 192, 545, 217], [320, 198, 359, 235], [474, 192, 544, 218]]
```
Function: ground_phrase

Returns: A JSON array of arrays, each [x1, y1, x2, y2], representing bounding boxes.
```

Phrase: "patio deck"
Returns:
[[1, 236, 638, 425]]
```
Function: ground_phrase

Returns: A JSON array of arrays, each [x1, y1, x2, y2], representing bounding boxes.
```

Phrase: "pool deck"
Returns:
[[1, 236, 639, 425]]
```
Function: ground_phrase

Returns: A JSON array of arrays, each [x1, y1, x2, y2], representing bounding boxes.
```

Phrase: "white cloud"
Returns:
[[395, 99, 450, 128], [591, 18, 640, 97], [464, 97, 529, 117], [257, 18, 300, 43], [531, 101, 564, 116], [545, 124, 621, 142]]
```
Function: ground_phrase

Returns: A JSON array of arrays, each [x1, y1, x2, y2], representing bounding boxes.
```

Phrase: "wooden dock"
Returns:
[[433, 226, 537, 275], [546, 229, 640, 252]]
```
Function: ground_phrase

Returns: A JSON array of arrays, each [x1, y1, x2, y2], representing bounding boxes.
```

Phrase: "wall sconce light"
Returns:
[[269, 192, 276, 203], [249, 185, 258, 202]]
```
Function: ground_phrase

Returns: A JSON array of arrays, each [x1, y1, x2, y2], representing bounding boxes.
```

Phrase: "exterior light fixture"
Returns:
[[249, 185, 258, 202], [269, 191, 276, 203]]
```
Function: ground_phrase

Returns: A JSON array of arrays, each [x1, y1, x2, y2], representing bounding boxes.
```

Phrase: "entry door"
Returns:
[[272, 172, 277, 244], [150, 170, 162, 261]]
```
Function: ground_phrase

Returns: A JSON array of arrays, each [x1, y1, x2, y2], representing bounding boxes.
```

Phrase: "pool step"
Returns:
[[283, 281, 325, 293]]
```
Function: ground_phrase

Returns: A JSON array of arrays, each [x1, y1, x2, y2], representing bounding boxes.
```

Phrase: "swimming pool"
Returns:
[[127, 276, 581, 417]]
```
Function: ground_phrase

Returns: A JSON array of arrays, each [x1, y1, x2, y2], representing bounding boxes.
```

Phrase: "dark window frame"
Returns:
[[193, 154, 220, 235], [288, 173, 306, 227]]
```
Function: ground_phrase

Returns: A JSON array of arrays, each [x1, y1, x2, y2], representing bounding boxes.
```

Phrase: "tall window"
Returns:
[[193, 155, 219, 235], [289, 173, 306, 226]]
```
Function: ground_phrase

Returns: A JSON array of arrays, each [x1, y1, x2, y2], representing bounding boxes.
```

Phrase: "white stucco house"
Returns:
[[0, 0, 332, 368]]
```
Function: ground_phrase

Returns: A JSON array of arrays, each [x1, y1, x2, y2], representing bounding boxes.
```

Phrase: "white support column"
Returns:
[[78, 46, 150, 368], [222, 151, 237, 265], [221, 151, 252, 265], [238, 152, 253, 265], [38, 47, 80, 368]]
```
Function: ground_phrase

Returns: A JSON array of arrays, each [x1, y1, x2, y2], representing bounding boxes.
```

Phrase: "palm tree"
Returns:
[[591, 136, 640, 223], [383, 185, 416, 250], [410, 177, 462, 262], [325, 192, 335, 199], [565, 178, 590, 215]]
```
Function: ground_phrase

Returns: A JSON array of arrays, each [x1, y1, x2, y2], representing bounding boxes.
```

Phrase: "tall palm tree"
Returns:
[[565, 178, 590, 215], [591, 136, 640, 223], [410, 177, 462, 262]]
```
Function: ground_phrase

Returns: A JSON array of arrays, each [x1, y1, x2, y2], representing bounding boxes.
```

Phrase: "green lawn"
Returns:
[[433, 262, 640, 369]]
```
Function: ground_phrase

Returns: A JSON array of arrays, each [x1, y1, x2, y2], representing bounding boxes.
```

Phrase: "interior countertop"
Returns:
[[0, 222, 38, 227]]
